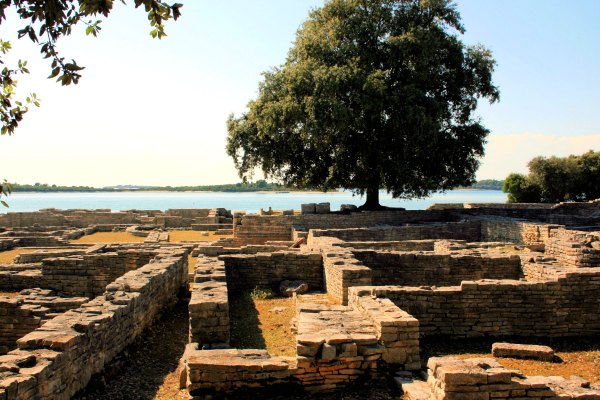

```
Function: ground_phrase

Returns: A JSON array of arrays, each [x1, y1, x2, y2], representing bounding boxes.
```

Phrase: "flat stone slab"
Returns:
[[492, 342, 555, 361]]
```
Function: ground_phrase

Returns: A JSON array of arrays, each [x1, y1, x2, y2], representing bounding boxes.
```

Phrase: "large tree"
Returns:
[[226, 0, 499, 210]]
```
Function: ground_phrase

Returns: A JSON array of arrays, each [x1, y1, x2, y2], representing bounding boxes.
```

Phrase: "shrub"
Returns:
[[250, 287, 275, 300]]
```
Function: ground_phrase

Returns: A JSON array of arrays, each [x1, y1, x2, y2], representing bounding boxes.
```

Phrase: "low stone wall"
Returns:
[[520, 257, 570, 281], [0, 247, 188, 400], [400, 356, 600, 399], [322, 248, 371, 305], [0, 238, 19, 251], [353, 250, 522, 287], [308, 221, 481, 243], [189, 257, 229, 347], [0, 290, 87, 355], [14, 248, 87, 264], [333, 240, 436, 252], [353, 267, 600, 338], [545, 228, 600, 268], [184, 347, 299, 396], [2, 235, 69, 248], [183, 285, 420, 396], [433, 239, 514, 252], [192, 244, 291, 257], [0, 208, 232, 229], [0, 247, 159, 297], [234, 210, 455, 245], [348, 295, 420, 369], [0, 212, 68, 228], [0, 299, 44, 356], [480, 217, 559, 245], [220, 252, 323, 293]]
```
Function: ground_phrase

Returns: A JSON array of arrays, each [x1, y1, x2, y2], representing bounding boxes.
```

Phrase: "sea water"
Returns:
[[1, 190, 507, 214]]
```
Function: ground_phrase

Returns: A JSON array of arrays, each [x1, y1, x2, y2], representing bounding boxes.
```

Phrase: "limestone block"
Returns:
[[301, 203, 316, 215], [315, 203, 330, 214], [321, 343, 336, 361], [492, 342, 555, 361]]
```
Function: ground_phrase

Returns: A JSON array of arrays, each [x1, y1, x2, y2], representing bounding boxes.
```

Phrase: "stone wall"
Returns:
[[234, 210, 455, 245], [308, 221, 481, 243], [192, 244, 291, 257], [333, 240, 436, 252], [323, 252, 370, 305], [220, 252, 323, 293], [0, 212, 67, 228], [0, 290, 87, 355], [545, 228, 600, 267], [479, 217, 559, 245], [0, 247, 159, 297], [0, 232, 70, 247], [0, 247, 188, 400], [400, 356, 600, 399], [0, 299, 43, 356], [0, 208, 232, 229], [433, 239, 514, 252], [352, 267, 600, 338], [352, 250, 522, 287], [189, 257, 229, 347], [183, 286, 421, 396], [348, 295, 420, 369], [14, 248, 87, 264]]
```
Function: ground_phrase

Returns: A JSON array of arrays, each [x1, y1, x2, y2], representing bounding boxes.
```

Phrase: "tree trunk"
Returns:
[[361, 186, 381, 211]]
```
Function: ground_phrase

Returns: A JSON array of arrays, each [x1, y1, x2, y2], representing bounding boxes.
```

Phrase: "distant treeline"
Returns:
[[10, 180, 292, 193], [462, 179, 504, 191], [11, 179, 504, 193], [11, 183, 103, 192]]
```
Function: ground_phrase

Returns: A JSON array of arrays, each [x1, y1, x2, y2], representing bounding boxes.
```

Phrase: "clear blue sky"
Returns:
[[0, 0, 598, 186]]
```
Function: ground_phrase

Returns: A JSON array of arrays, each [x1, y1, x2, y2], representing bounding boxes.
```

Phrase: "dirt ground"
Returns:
[[71, 232, 145, 244], [230, 293, 297, 356], [70, 230, 231, 244], [73, 301, 190, 400], [422, 336, 600, 385], [168, 230, 231, 243], [0, 248, 30, 264]]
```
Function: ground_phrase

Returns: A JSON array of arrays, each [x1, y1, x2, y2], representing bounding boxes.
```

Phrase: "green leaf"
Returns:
[[48, 67, 60, 79]]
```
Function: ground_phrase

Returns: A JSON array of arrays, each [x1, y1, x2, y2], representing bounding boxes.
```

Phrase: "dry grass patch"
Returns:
[[187, 254, 197, 274], [169, 230, 231, 243], [423, 337, 600, 385], [71, 232, 145, 244], [230, 291, 296, 356], [0, 248, 29, 264]]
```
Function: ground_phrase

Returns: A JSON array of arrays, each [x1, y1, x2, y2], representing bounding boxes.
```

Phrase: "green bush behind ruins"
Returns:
[[503, 150, 600, 203]]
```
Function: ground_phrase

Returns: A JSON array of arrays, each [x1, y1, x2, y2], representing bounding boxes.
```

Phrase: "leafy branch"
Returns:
[[0, 0, 183, 206]]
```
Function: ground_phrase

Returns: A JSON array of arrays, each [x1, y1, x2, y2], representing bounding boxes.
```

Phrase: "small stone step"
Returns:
[[395, 375, 431, 400], [492, 342, 555, 361]]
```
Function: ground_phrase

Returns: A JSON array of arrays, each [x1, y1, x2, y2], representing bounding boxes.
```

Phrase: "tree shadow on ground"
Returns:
[[229, 291, 267, 350], [421, 335, 600, 358]]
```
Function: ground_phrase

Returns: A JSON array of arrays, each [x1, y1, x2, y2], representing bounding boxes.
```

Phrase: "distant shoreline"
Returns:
[[10, 188, 502, 194]]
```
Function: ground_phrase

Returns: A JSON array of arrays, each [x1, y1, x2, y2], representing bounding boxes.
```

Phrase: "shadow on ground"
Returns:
[[229, 291, 267, 350], [73, 300, 189, 400]]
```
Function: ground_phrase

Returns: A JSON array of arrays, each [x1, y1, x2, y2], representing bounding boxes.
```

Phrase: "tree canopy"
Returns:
[[226, 0, 499, 210], [503, 151, 600, 203]]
